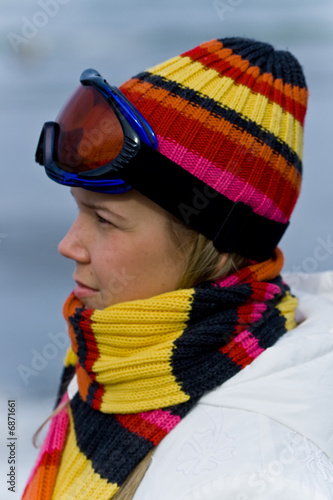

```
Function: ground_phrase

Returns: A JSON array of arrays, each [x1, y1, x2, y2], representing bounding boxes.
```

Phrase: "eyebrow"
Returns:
[[70, 191, 128, 223]]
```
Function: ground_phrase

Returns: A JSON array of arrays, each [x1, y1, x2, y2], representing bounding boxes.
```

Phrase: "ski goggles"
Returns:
[[35, 68, 158, 193], [35, 68, 288, 262]]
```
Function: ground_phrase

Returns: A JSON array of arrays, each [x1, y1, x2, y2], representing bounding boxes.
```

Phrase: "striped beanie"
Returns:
[[119, 37, 308, 261]]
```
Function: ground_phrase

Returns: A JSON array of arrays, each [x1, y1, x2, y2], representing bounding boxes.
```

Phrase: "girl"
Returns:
[[23, 37, 333, 499]]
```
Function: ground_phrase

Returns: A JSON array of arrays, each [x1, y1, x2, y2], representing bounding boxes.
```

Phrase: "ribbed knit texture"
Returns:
[[120, 37, 308, 226], [22, 249, 298, 500]]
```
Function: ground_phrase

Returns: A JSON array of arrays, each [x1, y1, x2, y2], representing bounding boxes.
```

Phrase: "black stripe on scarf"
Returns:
[[171, 280, 288, 399], [71, 394, 154, 486]]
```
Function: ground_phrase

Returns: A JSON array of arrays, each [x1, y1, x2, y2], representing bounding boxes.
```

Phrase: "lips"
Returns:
[[73, 280, 99, 299]]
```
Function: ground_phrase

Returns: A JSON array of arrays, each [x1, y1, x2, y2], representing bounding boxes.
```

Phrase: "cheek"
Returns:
[[92, 236, 137, 283], [91, 228, 184, 304], [136, 233, 183, 283]]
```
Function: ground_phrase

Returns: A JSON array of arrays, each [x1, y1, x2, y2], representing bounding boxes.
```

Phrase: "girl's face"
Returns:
[[58, 187, 186, 309]]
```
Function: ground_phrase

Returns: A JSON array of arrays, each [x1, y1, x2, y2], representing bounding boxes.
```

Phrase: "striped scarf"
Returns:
[[22, 249, 297, 499]]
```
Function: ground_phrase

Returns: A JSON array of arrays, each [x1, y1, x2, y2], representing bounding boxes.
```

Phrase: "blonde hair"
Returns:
[[34, 217, 248, 499], [167, 213, 248, 290]]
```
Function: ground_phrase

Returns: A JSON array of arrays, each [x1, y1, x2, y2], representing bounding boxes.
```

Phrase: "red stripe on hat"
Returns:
[[144, 106, 300, 217], [181, 43, 307, 125], [122, 79, 301, 189]]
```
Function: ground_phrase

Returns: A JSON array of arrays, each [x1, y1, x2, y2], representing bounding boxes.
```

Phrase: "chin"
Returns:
[[80, 297, 99, 309]]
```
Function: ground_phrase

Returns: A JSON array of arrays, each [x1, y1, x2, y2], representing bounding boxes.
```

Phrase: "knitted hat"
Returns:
[[119, 37, 308, 261]]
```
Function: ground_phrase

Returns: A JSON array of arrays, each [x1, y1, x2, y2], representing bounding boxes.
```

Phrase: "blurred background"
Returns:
[[1, 0, 333, 497]]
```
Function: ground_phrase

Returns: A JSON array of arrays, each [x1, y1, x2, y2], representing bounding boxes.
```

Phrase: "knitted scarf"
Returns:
[[22, 249, 297, 500]]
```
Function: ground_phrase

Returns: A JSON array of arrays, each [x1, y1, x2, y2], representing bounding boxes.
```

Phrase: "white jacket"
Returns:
[[133, 272, 333, 499]]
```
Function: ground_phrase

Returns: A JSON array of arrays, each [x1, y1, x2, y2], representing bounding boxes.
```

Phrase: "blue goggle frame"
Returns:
[[35, 68, 158, 193]]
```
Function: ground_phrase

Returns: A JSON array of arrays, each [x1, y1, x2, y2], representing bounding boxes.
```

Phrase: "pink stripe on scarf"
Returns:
[[157, 135, 288, 224], [139, 409, 181, 432], [251, 302, 267, 322], [215, 274, 240, 287], [234, 330, 264, 358], [25, 394, 69, 487], [264, 283, 281, 300]]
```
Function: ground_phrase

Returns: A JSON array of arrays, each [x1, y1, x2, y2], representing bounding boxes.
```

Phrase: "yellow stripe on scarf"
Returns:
[[52, 407, 119, 500], [276, 291, 298, 331], [64, 346, 78, 368], [89, 289, 194, 413]]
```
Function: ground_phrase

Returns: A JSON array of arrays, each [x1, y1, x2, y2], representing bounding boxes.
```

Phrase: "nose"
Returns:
[[58, 216, 90, 263]]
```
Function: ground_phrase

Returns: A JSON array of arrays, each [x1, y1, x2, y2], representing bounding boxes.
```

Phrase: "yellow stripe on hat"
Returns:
[[149, 56, 304, 160]]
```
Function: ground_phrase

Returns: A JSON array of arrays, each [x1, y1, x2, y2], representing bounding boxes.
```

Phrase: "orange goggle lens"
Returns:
[[55, 85, 124, 173]]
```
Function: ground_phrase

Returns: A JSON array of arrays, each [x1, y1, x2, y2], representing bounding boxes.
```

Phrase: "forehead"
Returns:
[[71, 187, 170, 224], [70, 187, 140, 209]]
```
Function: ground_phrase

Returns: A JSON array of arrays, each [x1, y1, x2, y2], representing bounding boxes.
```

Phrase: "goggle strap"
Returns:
[[122, 143, 288, 262]]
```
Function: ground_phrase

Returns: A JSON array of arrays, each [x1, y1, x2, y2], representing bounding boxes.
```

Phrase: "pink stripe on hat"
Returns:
[[157, 135, 289, 223]]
